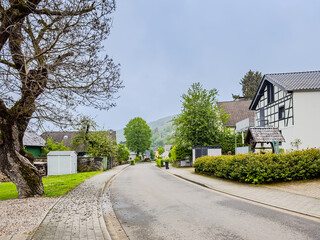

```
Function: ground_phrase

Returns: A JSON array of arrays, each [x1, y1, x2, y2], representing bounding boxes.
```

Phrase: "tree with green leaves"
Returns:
[[233, 70, 262, 100], [71, 116, 98, 152], [150, 149, 155, 160], [41, 137, 70, 157], [86, 131, 116, 159], [172, 83, 229, 149], [124, 117, 152, 157], [116, 144, 130, 162], [157, 146, 165, 157]]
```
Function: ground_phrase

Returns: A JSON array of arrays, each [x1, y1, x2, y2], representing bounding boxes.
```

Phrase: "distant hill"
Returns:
[[116, 115, 176, 147]]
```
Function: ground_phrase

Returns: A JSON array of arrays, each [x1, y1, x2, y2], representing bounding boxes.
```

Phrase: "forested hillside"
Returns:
[[116, 115, 175, 147]]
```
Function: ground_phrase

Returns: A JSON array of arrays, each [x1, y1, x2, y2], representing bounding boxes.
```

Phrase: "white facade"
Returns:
[[192, 147, 222, 164], [235, 146, 250, 154], [47, 151, 77, 176], [253, 81, 320, 151], [287, 91, 320, 150]]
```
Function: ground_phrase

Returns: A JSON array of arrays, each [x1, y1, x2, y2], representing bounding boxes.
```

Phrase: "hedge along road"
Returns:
[[109, 163, 320, 240]]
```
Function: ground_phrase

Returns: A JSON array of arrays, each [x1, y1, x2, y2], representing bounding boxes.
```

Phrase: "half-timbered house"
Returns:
[[249, 71, 320, 151]]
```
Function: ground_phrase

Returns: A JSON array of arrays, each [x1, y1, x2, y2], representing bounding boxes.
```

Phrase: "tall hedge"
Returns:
[[193, 149, 320, 184]]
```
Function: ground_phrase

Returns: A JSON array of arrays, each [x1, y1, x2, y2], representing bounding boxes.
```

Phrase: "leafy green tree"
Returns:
[[172, 83, 229, 149], [237, 70, 262, 100], [157, 146, 165, 157], [71, 116, 97, 152], [124, 117, 152, 157], [170, 145, 192, 161], [41, 138, 70, 156], [116, 144, 130, 162], [150, 149, 155, 160], [86, 131, 116, 158]]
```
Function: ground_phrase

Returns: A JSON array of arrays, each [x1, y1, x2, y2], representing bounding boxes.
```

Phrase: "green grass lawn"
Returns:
[[0, 171, 102, 200]]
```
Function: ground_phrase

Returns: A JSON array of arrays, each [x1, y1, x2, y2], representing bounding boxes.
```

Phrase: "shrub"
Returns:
[[156, 158, 164, 167], [171, 145, 191, 161], [134, 156, 141, 162], [193, 149, 320, 184], [41, 137, 70, 156], [130, 159, 135, 165]]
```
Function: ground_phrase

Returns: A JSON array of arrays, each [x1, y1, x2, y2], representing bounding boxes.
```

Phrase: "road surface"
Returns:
[[109, 163, 320, 240]]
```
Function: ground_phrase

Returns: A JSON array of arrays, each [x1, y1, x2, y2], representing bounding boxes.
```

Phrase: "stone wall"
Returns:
[[173, 160, 192, 168], [34, 157, 47, 163], [77, 157, 104, 172], [35, 156, 105, 172]]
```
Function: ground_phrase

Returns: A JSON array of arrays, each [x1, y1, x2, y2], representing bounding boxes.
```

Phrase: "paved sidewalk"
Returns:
[[29, 165, 129, 240], [165, 166, 320, 219]]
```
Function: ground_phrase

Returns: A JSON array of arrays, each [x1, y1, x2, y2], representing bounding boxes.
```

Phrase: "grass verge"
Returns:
[[0, 171, 102, 200]]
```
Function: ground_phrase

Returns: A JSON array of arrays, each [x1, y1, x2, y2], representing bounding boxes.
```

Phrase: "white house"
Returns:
[[249, 71, 320, 151]]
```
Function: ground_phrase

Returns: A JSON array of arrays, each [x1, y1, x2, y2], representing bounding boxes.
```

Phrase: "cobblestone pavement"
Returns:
[[165, 166, 320, 219], [30, 165, 128, 240]]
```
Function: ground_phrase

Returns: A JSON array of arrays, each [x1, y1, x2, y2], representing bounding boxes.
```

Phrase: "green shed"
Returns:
[[23, 130, 46, 157]]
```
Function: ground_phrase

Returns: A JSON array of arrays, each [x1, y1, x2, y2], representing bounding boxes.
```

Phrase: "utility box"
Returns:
[[192, 146, 222, 164], [47, 151, 77, 176]]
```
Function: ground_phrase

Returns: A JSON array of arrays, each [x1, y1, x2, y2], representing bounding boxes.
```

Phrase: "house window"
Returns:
[[267, 84, 274, 104], [279, 106, 285, 120]]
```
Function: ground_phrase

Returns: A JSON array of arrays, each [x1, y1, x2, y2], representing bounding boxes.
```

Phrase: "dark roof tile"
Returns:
[[265, 71, 320, 91], [245, 127, 285, 143]]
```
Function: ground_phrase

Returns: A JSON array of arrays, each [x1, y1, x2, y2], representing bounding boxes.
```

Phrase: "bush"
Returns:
[[41, 137, 70, 156], [170, 145, 191, 161], [156, 158, 164, 167], [193, 149, 320, 184], [134, 156, 141, 162], [130, 159, 135, 165]]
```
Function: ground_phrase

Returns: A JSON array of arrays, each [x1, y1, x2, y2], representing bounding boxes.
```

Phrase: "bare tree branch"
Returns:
[[0, 0, 42, 51], [33, 6, 94, 16], [0, 59, 16, 68]]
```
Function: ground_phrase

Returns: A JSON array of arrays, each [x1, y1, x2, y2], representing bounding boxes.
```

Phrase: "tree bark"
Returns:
[[0, 123, 44, 198]]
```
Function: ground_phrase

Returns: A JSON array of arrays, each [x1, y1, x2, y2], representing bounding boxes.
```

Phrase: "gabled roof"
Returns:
[[250, 71, 320, 110], [41, 131, 78, 148], [217, 100, 255, 127], [41, 130, 117, 149], [265, 71, 320, 91], [23, 130, 46, 147], [245, 127, 285, 143]]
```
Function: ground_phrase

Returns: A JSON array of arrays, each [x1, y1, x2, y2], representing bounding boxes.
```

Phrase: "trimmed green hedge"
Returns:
[[193, 149, 320, 184], [156, 158, 164, 167], [130, 159, 135, 165]]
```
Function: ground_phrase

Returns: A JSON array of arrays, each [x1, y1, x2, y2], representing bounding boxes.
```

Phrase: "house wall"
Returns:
[[255, 87, 320, 151], [25, 146, 42, 157], [282, 91, 320, 150], [255, 84, 293, 128]]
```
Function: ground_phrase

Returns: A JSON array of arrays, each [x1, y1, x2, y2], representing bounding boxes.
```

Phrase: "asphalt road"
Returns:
[[109, 163, 320, 240]]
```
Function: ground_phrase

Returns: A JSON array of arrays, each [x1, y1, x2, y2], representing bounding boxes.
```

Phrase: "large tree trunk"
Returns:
[[0, 123, 44, 198]]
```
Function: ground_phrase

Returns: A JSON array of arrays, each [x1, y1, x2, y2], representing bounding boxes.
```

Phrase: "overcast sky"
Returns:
[[84, 0, 320, 131]]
